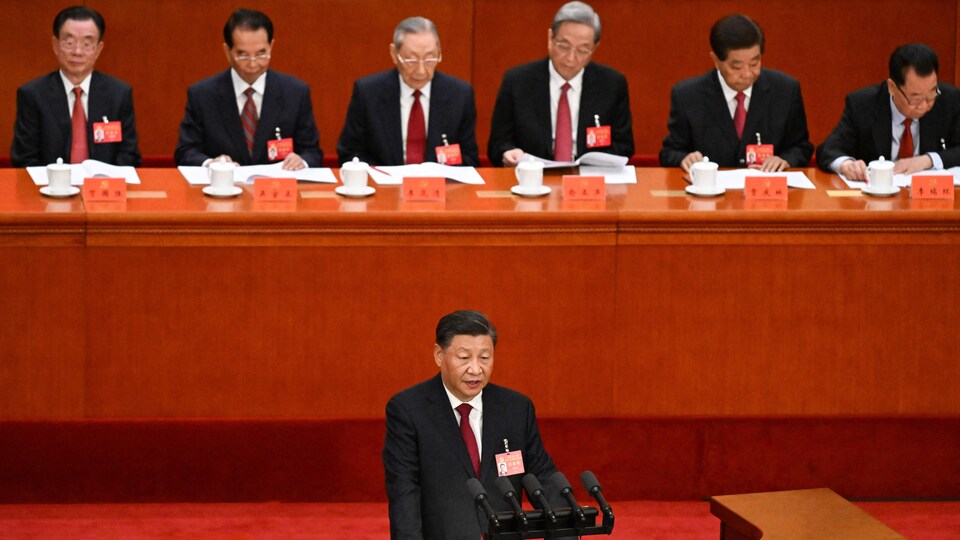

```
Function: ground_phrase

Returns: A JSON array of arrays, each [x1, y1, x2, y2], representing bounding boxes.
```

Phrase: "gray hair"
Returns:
[[552, 1, 601, 43], [393, 16, 440, 50]]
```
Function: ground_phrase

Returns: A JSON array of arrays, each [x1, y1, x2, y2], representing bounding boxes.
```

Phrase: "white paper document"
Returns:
[[579, 165, 637, 184], [839, 166, 960, 189], [177, 163, 338, 186], [524, 151, 629, 169], [714, 169, 816, 190], [366, 163, 485, 186], [27, 159, 142, 185]]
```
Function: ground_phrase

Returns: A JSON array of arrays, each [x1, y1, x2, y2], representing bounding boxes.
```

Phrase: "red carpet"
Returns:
[[0, 501, 958, 539]]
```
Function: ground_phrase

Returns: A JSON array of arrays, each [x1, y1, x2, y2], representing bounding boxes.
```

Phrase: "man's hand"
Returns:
[[281, 152, 307, 170], [750, 155, 788, 172], [680, 151, 704, 172], [893, 154, 933, 176], [839, 159, 868, 181], [502, 148, 525, 167]]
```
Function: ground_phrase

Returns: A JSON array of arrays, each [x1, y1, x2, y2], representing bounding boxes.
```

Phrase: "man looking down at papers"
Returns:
[[487, 1, 634, 167], [816, 43, 960, 181], [11, 6, 141, 167], [175, 9, 322, 170], [659, 14, 813, 172], [337, 17, 479, 166]]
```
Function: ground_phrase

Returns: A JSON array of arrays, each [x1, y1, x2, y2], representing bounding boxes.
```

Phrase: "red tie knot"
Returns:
[[456, 403, 472, 418], [244, 87, 255, 98], [73, 86, 83, 98]]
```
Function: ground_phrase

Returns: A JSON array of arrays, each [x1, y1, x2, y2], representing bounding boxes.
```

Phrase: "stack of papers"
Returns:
[[580, 165, 637, 184], [27, 159, 141, 185], [714, 169, 816, 189], [839, 166, 960, 189], [523, 151, 629, 169], [178, 163, 337, 185], [366, 163, 485, 186]]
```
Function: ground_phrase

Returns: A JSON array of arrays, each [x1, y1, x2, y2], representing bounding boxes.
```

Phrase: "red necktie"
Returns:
[[455, 403, 480, 477], [554, 82, 573, 161], [241, 87, 258, 157], [70, 87, 88, 163], [899, 118, 914, 160], [406, 89, 425, 164], [733, 91, 747, 140]]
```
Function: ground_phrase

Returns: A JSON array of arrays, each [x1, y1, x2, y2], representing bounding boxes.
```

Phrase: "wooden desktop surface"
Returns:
[[1, 167, 958, 419]]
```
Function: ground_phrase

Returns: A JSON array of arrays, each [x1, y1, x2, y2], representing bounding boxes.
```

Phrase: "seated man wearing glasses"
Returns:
[[175, 9, 322, 170], [817, 43, 960, 180], [337, 17, 479, 166], [488, 1, 634, 167], [11, 6, 141, 167]]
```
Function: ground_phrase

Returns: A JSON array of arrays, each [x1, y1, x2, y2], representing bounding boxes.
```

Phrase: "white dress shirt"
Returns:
[[230, 69, 266, 117], [444, 384, 483, 460], [399, 75, 432, 163], [717, 70, 753, 121], [60, 71, 92, 119], [549, 61, 584, 159]]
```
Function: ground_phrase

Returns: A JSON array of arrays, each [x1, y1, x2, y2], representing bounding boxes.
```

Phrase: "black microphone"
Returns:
[[466, 478, 501, 532], [495, 476, 528, 531], [522, 474, 557, 528], [551, 471, 586, 524], [580, 470, 613, 519]]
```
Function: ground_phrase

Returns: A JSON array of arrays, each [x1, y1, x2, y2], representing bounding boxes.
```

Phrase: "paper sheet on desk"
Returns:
[[715, 169, 816, 189], [27, 159, 141, 185], [524, 151, 629, 169], [839, 166, 960, 189], [579, 165, 637, 184], [178, 163, 337, 185], [366, 163, 485, 185]]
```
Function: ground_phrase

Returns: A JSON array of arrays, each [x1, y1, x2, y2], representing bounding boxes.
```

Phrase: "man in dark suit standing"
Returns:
[[11, 6, 141, 167], [488, 1, 634, 167], [175, 9, 322, 170], [336, 17, 479, 166], [817, 43, 960, 180], [383, 310, 560, 539], [659, 14, 813, 172]]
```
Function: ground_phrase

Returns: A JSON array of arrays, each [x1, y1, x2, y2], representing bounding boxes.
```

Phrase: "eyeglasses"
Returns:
[[234, 53, 271, 63], [896, 84, 941, 107], [396, 54, 442, 67], [59, 39, 99, 53], [551, 39, 593, 60]]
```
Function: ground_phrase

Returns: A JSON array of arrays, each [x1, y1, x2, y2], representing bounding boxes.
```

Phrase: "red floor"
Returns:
[[0, 501, 958, 539]]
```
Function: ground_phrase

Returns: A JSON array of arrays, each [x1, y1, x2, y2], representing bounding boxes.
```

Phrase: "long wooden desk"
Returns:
[[1, 168, 958, 419]]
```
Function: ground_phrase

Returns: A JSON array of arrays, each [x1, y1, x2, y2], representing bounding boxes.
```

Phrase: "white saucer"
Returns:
[[39, 186, 80, 198], [685, 184, 726, 197], [202, 186, 243, 198], [861, 185, 900, 197], [511, 185, 552, 197], [335, 185, 376, 198]]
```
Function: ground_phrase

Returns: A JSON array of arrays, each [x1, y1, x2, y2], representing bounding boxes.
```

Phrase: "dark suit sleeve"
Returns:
[[487, 72, 519, 167], [292, 84, 323, 167], [609, 73, 634, 159], [383, 396, 424, 539], [174, 86, 211, 166], [116, 85, 142, 167], [778, 81, 813, 167], [816, 93, 861, 171], [336, 81, 372, 165], [455, 85, 480, 167], [934, 86, 960, 168], [659, 85, 692, 167], [10, 86, 43, 167]]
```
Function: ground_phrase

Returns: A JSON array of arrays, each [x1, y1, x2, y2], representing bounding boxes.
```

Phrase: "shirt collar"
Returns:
[[231, 68, 267, 99], [548, 60, 585, 93], [398, 73, 431, 101], [59, 70, 92, 96], [442, 381, 484, 415], [716, 70, 753, 102]]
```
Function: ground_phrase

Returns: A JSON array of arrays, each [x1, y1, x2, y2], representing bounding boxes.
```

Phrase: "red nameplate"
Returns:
[[586, 125, 611, 148], [253, 178, 298, 202], [744, 176, 787, 200], [267, 138, 294, 161], [402, 177, 446, 201], [92, 121, 122, 143], [562, 175, 606, 200], [494, 451, 525, 477], [911, 175, 954, 200], [82, 177, 126, 201], [435, 144, 462, 165], [745, 144, 774, 165]]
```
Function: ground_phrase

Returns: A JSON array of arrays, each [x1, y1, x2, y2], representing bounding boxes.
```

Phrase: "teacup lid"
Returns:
[[342, 156, 368, 171], [869, 155, 893, 168], [691, 156, 717, 169], [48, 157, 70, 170], [209, 156, 236, 170]]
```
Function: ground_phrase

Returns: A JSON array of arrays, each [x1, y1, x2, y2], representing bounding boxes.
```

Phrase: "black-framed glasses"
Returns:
[[896, 84, 941, 107]]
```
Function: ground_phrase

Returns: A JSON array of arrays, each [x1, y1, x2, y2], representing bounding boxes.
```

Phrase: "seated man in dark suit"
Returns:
[[336, 17, 479, 166], [383, 310, 561, 539], [817, 43, 960, 180], [175, 9, 322, 170], [488, 1, 634, 166], [659, 14, 813, 172], [11, 6, 141, 167]]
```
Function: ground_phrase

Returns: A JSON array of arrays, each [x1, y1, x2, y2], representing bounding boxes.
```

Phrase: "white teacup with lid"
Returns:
[[47, 157, 72, 194], [689, 157, 719, 191], [340, 157, 369, 192], [866, 156, 895, 190], [515, 160, 545, 191], [208, 159, 237, 193]]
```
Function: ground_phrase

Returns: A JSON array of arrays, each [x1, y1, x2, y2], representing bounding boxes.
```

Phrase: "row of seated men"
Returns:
[[10, 3, 960, 185]]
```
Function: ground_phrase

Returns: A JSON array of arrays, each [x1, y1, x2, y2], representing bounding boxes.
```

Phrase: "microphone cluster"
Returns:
[[467, 470, 615, 539]]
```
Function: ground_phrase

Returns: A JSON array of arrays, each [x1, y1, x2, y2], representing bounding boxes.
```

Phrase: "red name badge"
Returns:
[[267, 138, 294, 161], [402, 177, 446, 202], [744, 176, 788, 200], [911, 175, 955, 199], [586, 125, 612, 148], [83, 177, 126, 202], [253, 177, 297, 202], [745, 144, 774, 165], [562, 175, 606, 200], [435, 144, 462, 165], [92, 121, 122, 144], [495, 451, 525, 477]]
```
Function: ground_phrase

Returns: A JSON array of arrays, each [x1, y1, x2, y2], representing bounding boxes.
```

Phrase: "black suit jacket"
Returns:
[[487, 58, 634, 166], [659, 69, 813, 168], [11, 71, 141, 167], [816, 82, 960, 171], [175, 69, 322, 166], [336, 70, 479, 166], [383, 374, 560, 539]]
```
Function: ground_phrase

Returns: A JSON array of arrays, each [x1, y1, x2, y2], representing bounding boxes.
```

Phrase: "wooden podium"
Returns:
[[710, 488, 905, 539]]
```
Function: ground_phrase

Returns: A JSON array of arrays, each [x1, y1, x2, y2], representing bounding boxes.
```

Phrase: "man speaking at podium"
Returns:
[[383, 310, 561, 539]]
